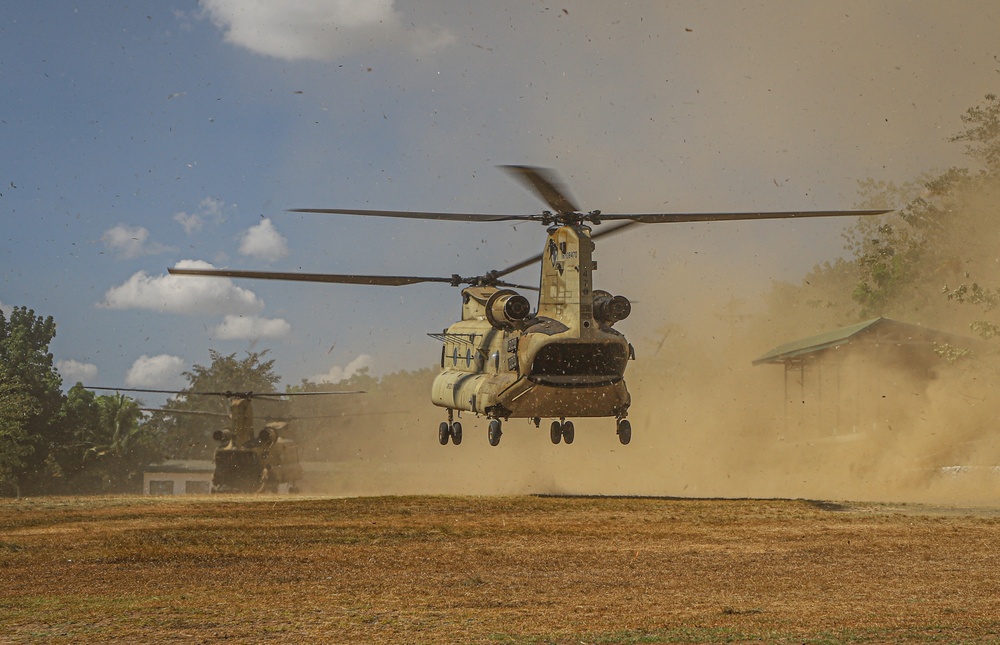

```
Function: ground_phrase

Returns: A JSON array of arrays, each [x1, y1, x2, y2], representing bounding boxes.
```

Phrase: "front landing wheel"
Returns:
[[616, 419, 632, 445]]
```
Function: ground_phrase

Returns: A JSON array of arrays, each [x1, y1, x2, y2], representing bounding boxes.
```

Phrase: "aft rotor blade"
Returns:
[[493, 220, 642, 279], [287, 208, 536, 222], [500, 165, 579, 214], [595, 209, 891, 224], [168, 267, 455, 287]]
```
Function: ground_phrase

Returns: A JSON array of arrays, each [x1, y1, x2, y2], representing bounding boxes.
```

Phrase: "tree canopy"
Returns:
[[768, 94, 1000, 349], [0, 307, 65, 494]]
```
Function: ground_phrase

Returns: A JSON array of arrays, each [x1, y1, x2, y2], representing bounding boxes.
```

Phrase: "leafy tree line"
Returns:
[[0, 307, 425, 496], [0, 306, 161, 496], [0, 313, 293, 496], [759, 93, 1000, 350]]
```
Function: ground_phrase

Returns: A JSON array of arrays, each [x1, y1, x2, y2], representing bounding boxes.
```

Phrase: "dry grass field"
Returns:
[[2, 494, 1000, 643]]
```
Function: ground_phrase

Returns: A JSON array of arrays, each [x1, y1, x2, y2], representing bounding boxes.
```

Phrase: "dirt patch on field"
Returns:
[[1, 495, 1000, 643]]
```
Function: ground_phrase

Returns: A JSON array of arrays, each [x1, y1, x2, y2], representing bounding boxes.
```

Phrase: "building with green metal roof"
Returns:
[[753, 317, 976, 437]]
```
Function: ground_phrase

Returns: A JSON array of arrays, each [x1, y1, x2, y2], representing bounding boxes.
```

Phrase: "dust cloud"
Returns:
[[284, 321, 1000, 505], [284, 178, 1000, 505]]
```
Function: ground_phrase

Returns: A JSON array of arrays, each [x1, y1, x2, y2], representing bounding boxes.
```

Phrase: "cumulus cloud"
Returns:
[[199, 0, 453, 61], [174, 196, 227, 235], [213, 314, 292, 340], [125, 354, 186, 388], [57, 359, 98, 386], [101, 259, 264, 315], [239, 218, 288, 262], [101, 225, 172, 259], [310, 354, 373, 384]]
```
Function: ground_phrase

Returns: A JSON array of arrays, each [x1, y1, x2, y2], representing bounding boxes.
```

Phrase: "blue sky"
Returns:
[[3, 1, 999, 395]]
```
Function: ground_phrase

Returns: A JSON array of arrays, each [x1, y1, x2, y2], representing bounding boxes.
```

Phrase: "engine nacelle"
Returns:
[[485, 289, 531, 330], [258, 427, 278, 445], [213, 429, 233, 444], [593, 290, 631, 325]]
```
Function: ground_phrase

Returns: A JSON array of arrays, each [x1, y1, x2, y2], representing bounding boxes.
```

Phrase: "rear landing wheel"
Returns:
[[617, 419, 632, 445], [438, 422, 450, 446], [451, 422, 463, 445], [488, 419, 502, 446], [549, 421, 562, 445], [562, 420, 575, 445]]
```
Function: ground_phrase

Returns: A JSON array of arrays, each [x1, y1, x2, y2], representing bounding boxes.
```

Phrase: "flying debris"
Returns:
[[170, 165, 889, 447]]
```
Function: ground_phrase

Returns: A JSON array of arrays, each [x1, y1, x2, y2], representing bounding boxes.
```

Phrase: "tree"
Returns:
[[0, 307, 66, 494], [0, 374, 36, 496], [950, 92, 1000, 174], [80, 392, 161, 492], [779, 94, 1000, 339]]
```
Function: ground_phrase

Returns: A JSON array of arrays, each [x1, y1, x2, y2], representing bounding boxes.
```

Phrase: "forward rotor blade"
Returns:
[[140, 407, 227, 418], [594, 209, 891, 224], [287, 208, 535, 222], [168, 267, 455, 287], [500, 165, 579, 214], [88, 386, 189, 396], [90, 386, 363, 398]]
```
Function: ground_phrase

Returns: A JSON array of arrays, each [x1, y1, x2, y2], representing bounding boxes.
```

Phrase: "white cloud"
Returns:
[[57, 360, 98, 385], [174, 211, 204, 235], [199, 0, 453, 61], [125, 354, 186, 388], [101, 224, 172, 259], [100, 259, 264, 315], [174, 196, 228, 235], [309, 354, 373, 384], [213, 314, 291, 340], [239, 218, 288, 262]]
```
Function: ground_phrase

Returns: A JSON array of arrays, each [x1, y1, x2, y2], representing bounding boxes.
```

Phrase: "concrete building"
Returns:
[[143, 460, 214, 495]]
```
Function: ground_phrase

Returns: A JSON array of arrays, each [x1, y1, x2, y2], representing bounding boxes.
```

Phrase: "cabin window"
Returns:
[[530, 343, 628, 377]]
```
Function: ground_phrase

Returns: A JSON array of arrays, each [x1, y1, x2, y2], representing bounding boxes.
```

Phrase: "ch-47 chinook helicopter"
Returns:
[[90, 386, 360, 492], [169, 165, 888, 448]]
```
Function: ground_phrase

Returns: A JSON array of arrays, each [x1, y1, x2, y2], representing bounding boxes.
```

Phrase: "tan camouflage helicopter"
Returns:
[[91, 386, 360, 493], [170, 166, 887, 448]]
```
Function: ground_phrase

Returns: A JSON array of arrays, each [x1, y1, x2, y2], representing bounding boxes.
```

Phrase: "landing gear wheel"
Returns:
[[438, 422, 450, 446], [617, 419, 632, 445], [451, 422, 463, 445], [550, 421, 562, 445], [562, 420, 575, 445], [488, 419, 502, 446]]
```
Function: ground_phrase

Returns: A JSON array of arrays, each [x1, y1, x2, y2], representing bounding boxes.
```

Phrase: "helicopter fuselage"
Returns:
[[431, 223, 633, 429]]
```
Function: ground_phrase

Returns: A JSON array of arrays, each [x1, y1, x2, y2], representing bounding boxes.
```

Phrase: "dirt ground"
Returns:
[[1, 495, 1000, 643]]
